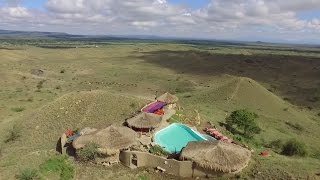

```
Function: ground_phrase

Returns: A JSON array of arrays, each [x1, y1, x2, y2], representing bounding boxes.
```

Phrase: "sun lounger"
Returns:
[[205, 127, 233, 143]]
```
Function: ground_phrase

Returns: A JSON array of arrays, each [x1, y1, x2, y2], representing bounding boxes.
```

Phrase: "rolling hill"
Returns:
[[0, 43, 319, 179]]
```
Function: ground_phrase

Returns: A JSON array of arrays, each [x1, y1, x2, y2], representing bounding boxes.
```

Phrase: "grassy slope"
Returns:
[[0, 44, 319, 179], [0, 90, 150, 178], [179, 76, 320, 179]]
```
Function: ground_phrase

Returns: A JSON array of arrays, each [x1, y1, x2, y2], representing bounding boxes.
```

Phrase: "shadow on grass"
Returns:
[[139, 50, 320, 109]]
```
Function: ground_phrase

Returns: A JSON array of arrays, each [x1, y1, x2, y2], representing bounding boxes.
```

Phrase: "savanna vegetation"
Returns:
[[0, 39, 319, 179], [77, 143, 100, 162]]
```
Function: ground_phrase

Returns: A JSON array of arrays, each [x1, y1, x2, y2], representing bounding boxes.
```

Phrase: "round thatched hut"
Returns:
[[156, 92, 178, 104], [73, 125, 137, 152], [126, 112, 162, 132], [180, 141, 251, 174]]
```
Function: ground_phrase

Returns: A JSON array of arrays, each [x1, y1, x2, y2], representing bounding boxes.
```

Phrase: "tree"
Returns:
[[226, 109, 261, 138]]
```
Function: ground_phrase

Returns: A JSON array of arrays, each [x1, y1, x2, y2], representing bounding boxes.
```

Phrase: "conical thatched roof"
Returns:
[[180, 141, 251, 173], [73, 125, 137, 150], [156, 92, 178, 104], [126, 112, 162, 129]]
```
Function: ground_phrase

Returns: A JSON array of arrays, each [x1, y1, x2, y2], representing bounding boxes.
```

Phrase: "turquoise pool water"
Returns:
[[154, 123, 208, 154]]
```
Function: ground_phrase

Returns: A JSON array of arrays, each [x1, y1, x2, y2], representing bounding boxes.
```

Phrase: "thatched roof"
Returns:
[[126, 112, 162, 129], [73, 125, 137, 150], [180, 141, 251, 173], [156, 92, 178, 104]]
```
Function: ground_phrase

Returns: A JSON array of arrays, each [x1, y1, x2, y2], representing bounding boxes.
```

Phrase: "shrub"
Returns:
[[77, 142, 100, 161], [4, 125, 21, 143], [266, 139, 284, 153], [130, 102, 137, 108], [40, 155, 74, 180], [11, 107, 25, 112], [311, 150, 320, 160], [283, 97, 290, 101], [282, 139, 307, 157], [36, 80, 45, 89], [233, 134, 244, 143], [149, 145, 169, 156], [137, 174, 149, 180], [27, 98, 33, 102], [168, 113, 186, 123], [226, 109, 261, 138], [285, 122, 304, 131], [17, 168, 39, 180], [60, 69, 65, 73]]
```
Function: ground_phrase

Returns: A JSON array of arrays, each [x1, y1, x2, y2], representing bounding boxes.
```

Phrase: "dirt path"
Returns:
[[229, 77, 243, 101]]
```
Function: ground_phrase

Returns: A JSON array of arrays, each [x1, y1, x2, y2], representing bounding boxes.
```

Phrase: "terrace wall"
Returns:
[[119, 151, 222, 178]]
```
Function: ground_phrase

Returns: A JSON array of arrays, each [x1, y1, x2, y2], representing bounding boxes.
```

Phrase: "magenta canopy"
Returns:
[[142, 101, 167, 113]]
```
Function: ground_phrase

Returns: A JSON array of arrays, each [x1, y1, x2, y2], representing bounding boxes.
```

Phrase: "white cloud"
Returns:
[[0, 0, 319, 43], [0, 6, 31, 19], [46, 0, 87, 14], [5, 6, 30, 17], [272, 0, 320, 11], [132, 21, 159, 28], [198, 0, 320, 32]]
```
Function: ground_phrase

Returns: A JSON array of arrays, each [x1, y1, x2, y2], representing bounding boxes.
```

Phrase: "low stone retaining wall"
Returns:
[[119, 151, 223, 178], [120, 151, 193, 177]]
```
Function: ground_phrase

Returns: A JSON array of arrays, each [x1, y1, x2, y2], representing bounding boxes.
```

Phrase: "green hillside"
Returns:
[[0, 43, 319, 179]]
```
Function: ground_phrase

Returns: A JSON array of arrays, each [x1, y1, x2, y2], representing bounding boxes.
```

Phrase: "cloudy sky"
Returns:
[[0, 0, 319, 43]]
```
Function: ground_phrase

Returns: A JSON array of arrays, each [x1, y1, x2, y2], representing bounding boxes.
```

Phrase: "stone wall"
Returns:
[[119, 151, 223, 178]]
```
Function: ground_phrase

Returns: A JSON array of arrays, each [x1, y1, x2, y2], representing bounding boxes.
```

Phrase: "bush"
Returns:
[[233, 134, 244, 143], [27, 98, 33, 102], [149, 145, 169, 156], [311, 150, 320, 160], [137, 174, 149, 180], [4, 125, 21, 143], [17, 168, 39, 180], [226, 109, 261, 138], [282, 139, 307, 157], [11, 107, 25, 112], [168, 112, 186, 123], [40, 155, 74, 180], [36, 80, 45, 89], [266, 139, 284, 153], [285, 122, 304, 131], [77, 142, 100, 161], [130, 102, 137, 108]]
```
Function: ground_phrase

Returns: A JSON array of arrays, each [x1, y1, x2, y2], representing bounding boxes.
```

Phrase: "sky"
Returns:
[[0, 0, 319, 44]]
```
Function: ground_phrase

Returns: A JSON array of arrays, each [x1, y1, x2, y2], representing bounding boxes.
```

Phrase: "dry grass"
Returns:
[[0, 44, 319, 179]]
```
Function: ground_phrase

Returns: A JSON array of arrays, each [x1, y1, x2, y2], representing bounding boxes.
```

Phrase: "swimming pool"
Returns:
[[154, 123, 208, 154]]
